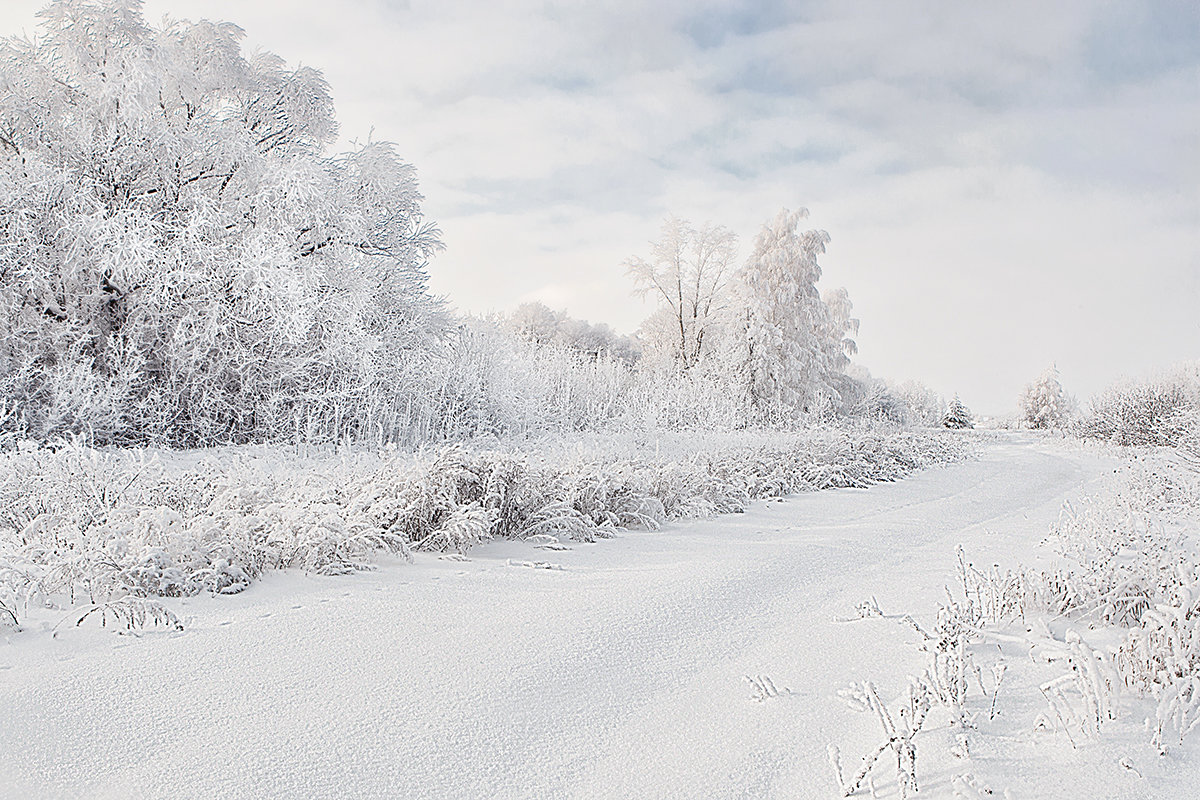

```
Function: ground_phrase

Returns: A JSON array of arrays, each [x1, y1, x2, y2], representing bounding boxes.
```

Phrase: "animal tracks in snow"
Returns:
[[506, 559, 564, 571], [744, 674, 793, 702]]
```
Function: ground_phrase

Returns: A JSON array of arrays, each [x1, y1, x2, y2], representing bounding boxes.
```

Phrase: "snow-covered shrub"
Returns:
[[0, 589, 17, 629], [831, 555, 997, 797], [833, 439, 1200, 787], [1075, 362, 1200, 449], [72, 596, 182, 632], [983, 452, 1196, 748], [402, 318, 753, 442], [1117, 565, 1200, 752], [0, 426, 969, 627], [829, 679, 932, 798]]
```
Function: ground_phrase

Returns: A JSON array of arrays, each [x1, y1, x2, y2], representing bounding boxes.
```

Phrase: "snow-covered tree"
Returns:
[[846, 379, 909, 424], [822, 286, 859, 372], [506, 302, 638, 363], [1019, 365, 1070, 429], [820, 285, 861, 410], [942, 395, 973, 429], [730, 208, 851, 421], [893, 380, 946, 427], [0, 0, 446, 443], [626, 217, 737, 371]]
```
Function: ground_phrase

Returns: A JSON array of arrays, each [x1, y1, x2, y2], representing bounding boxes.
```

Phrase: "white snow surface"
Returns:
[[2, 433, 1195, 798]]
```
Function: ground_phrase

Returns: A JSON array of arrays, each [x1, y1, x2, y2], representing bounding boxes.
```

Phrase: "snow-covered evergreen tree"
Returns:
[[730, 208, 852, 422], [0, 0, 446, 443], [942, 395, 974, 429], [1020, 365, 1070, 429]]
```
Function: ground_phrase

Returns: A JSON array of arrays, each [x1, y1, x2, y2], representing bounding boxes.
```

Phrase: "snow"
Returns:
[[1, 433, 1195, 798]]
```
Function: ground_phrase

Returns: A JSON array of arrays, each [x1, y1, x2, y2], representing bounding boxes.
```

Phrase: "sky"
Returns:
[[2, 0, 1197, 414]]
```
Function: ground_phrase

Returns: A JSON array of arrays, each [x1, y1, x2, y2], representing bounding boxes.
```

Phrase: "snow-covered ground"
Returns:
[[1, 433, 1193, 799]]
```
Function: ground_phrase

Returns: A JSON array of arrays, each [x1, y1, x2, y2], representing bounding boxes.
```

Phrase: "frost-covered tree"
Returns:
[[820, 285, 862, 410], [893, 380, 946, 427], [626, 217, 737, 371], [846, 378, 908, 424], [506, 302, 638, 363], [730, 208, 852, 421], [822, 286, 859, 373], [942, 395, 974, 429], [0, 0, 446, 444], [1020, 365, 1070, 429]]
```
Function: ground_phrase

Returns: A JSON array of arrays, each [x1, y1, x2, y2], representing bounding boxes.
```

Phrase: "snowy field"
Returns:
[[4, 432, 1193, 799], [0, 3, 1195, 799]]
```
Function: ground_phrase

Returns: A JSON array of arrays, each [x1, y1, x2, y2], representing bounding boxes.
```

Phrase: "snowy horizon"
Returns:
[[1, 0, 1195, 414]]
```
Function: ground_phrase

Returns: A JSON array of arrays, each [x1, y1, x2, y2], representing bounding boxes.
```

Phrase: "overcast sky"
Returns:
[[3, 0, 1197, 413]]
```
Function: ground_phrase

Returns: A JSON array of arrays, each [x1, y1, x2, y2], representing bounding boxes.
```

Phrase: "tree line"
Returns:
[[0, 1, 915, 446]]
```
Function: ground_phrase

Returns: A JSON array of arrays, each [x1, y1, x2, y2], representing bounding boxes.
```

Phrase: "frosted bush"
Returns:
[[1075, 363, 1200, 448], [0, 426, 968, 628], [832, 439, 1200, 790]]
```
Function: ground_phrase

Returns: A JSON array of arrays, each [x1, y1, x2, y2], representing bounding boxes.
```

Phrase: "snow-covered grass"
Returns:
[[0, 425, 968, 631], [830, 435, 1200, 795]]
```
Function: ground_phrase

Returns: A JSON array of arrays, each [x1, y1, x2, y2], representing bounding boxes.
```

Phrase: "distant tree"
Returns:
[[942, 395, 974, 429], [848, 379, 909, 424], [506, 302, 638, 363], [0, 0, 446, 443], [731, 208, 850, 421], [1019, 365, 1070, 429], [626, 217, 737, 371], [893, 380, 946, 427], [507, 302, 563, 347]]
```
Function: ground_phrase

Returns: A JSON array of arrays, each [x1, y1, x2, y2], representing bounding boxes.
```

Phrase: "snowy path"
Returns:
[[0, 434, 1181, 798]]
